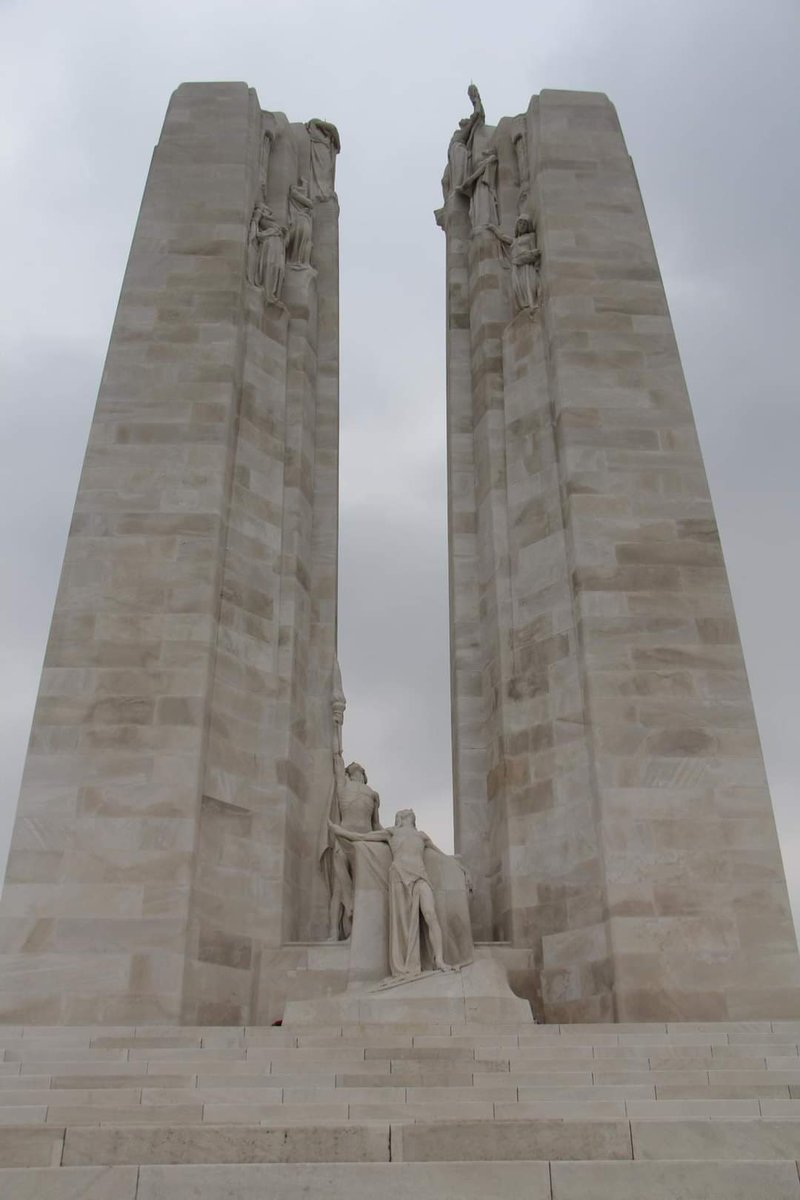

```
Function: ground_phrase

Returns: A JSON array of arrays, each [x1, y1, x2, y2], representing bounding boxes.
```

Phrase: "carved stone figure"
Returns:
[[286, 178, 313, 266], [512, 129, 529, 195], [510, 214, 541, 311], [319, 662, 381, 941], [442, 84, 486, 199], [330, 809, 466, 977], [444, 121, 470, 196], [459, 150, 499, 231], [246, 195, 286, 302], [306, 118, 341, 200], [465, 83, 485, 153], [261, 113, 276, 186], [246, 197, 267, 285]]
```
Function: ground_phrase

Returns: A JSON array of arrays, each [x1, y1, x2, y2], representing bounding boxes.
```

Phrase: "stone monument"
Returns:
[[3, 81, 800, 1200], [0, 81, 797, 1035]]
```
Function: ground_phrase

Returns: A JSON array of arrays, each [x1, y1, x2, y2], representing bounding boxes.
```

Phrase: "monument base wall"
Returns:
[[253, 941, 537, 1025], [282, 959, 533, 1025]]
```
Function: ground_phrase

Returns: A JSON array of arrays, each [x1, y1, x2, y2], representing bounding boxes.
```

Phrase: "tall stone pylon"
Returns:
[[0, 84, 342, 1023], [437, 87, 800, 1022]]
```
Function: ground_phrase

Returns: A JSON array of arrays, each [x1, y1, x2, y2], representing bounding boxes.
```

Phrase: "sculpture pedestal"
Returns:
[[282, 958, 533, 1025]]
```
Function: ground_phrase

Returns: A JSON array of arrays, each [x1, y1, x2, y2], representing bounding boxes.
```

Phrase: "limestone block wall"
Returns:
[[0, 83, 340, 1024], [439, 88, 800, 1021]]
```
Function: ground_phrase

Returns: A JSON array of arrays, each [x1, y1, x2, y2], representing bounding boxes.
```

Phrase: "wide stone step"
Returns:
[[1, 1160, 799, 1199], [6, 1116, 800, 1167]]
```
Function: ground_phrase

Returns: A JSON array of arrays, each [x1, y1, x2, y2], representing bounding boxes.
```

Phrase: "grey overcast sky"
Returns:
[[1, 0, 799, 919]]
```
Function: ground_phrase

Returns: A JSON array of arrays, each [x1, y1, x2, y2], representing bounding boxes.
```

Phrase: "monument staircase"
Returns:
[[3, 1021, 800, 1197]]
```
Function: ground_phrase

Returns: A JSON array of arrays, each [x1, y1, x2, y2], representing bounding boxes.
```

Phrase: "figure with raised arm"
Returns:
[[319, 661, 381, 941], [442, 84, 486, 199], [465, 83, 485, 153], [329, 809, 461, 977]]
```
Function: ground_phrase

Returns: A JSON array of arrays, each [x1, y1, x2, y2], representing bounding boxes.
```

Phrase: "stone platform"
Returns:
[[283, 959, 533, 1025], [3, 1022, 800, 1195]]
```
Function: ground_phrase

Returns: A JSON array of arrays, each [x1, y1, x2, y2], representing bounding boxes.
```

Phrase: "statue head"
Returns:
[[515, 215, 534, 236], [345, 762, 367, 785], [394, 809, 417, 828]]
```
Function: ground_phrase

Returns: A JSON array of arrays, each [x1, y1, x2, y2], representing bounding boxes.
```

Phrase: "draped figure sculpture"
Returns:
[[442, 82, 486, 198], [318, 661, 381, 940], [510, 214, 541, 311], [261, 112, 276, 187], [497, 214, 542, 312], [286, 178, 313, 267], [459, 150, 499, 232], [330, 809, 468, 978], [246, 192, 286, 303], [445, 121, 470, 195], [306, 118, 341, 200], [512, 128, 530, 202], [464, 83, 485, 150]]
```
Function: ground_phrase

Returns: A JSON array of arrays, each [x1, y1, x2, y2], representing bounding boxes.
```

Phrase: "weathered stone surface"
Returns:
[[0, 1166, 138, 1199], [438, 87, 800, 1022], [633, 1117, 800, 1160], [395, 1116, 632, 1161], [136, 1161, 551, 1200], [62, 1123, 390, 1166], [0, 1126, 65, 1167], [551, 1160, 800, 1200], [0, 82, 341, 1026], [7, 1022, 800, 1189], [283, 959, 532, 1025]]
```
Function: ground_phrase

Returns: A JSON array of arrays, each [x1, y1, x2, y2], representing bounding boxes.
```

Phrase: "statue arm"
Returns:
[[460, 153, 497, 190], [424, 834, 468, 875], [371, 792, 381, 830], [461, 109, 480, 141], [333, 750, 346, 795], [515, 246, 541, 265], [320, 120, 341, 151], [329, 822, 389, 843], [291, 188, 314, 211], [422, 833, 447, 856]]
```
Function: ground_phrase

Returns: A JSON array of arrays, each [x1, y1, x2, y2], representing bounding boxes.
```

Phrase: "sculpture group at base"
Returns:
[[319, 661, 472, 982], [330, 809, 461, 979]]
